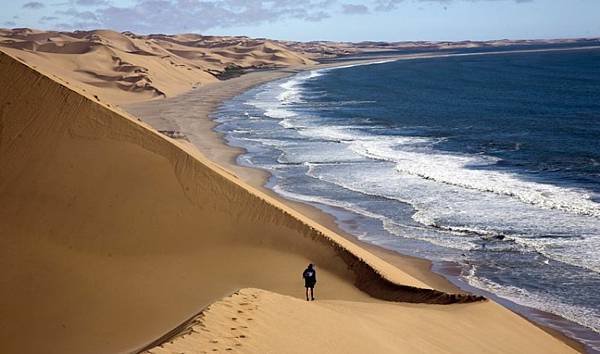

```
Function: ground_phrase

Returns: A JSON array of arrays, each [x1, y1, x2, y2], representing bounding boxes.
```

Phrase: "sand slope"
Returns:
[[0, 46, 484, 354], [145, 288, 576, 354], [0, 28, 314, 104]]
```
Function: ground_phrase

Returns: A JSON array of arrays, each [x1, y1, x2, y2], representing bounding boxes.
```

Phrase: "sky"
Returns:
[[1, 0, 600, 42]]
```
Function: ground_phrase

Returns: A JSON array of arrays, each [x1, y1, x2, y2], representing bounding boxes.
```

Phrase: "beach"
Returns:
[[125, 56, 588, 352], [125, 60, 470, 294], [0, 46, 586, 354]]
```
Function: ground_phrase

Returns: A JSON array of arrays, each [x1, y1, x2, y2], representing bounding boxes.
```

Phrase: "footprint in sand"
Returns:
[[231, 317, 237, 321], [237, 310, 243, 313]]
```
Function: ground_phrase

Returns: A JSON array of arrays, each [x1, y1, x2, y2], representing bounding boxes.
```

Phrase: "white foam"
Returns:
[[318, 58, 399, 73], [276, 70, 323, 104], [297, 126, 365, 141], [513, 236, 600, 274], [277, 79, 301, 104], [338, 133, 600, 218], [264, 108, 297, 119], [272, 183, 478, 251]]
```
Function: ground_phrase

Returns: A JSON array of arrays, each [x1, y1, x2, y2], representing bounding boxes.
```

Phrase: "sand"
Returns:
[[0, 29, 315, 105], [0, 46, 581, 354], [143, 289, 576, 354]]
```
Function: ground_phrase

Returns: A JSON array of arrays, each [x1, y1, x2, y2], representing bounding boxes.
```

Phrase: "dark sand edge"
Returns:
[[123, 57, 586, 353]]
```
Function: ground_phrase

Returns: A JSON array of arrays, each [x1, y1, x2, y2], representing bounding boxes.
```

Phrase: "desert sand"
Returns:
[[143, 289, 574, 354], [0, 41, 581, 354], [0, 28, 315, 104]]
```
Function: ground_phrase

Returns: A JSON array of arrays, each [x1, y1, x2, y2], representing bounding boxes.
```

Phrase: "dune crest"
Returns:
[[142, 288, 576, 354], [0, 28, 315, 104], [0, 46, 485, 354]]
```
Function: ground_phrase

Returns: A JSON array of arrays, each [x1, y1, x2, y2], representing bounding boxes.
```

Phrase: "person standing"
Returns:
[[302, 264, 317, 301]]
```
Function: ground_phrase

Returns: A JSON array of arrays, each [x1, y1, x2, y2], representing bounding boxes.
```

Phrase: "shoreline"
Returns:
[[124, 54, 591, 353], [124, 57, 461, 293]]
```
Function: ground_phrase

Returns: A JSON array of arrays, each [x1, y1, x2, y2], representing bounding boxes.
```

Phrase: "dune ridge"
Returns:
[[141, 288, 578, 354], [0, 46, 489, 354], [0, 28, 315, 104]]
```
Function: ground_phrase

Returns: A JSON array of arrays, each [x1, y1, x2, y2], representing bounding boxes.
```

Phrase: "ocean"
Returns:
[[213, 48, 600, 350]]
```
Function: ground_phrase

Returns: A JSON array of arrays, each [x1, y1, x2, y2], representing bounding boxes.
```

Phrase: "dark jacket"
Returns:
[[303, 267, 317, 287]]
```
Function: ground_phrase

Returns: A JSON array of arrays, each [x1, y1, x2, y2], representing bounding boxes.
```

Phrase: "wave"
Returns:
[[282, 121, 600, 218], [272, 183, 480, 252], [360, 140, 600, 217]]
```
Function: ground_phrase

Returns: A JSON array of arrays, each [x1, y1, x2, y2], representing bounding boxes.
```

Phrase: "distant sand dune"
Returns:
[[0, 29, 315, 104]]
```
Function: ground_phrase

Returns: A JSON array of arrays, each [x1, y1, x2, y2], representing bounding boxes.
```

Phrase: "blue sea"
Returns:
[[214, 49, 600, 350]]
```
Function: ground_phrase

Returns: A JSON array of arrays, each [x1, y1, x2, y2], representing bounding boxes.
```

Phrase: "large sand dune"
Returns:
[[0, 49, 579, 354], [0, 28, 314, 104]]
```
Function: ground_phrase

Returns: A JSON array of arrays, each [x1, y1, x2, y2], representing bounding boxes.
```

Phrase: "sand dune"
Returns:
[[0, 29, 315, 104], [143, 288, 575, 354], [0, 47, 482, 354], [0, 47, 579, 354], [282, 37, 600, 58]]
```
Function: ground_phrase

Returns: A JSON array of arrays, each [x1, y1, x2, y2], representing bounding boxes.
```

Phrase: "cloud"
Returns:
[[305, 11, 332, 22], [57, 8, 99, 21], [374, 0, 534, 12], [13, 0, 536, 33], [40, 16, 60, 22], [75, 0, 110, 6], [54, 7, 101, 29], [3, 21, 17, 27], [22, 1, 46, 9], [342, 4, 369, 14], [53, 0, 338, 33], [374, 0, 402, 11]]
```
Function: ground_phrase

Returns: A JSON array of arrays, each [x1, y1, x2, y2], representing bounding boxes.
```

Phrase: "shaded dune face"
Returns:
[[0, 52, 482, 354]]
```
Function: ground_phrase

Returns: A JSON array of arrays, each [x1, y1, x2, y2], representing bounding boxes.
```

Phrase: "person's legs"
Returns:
[[305, 287, 309, 301], [310, 287, 314, 301]]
